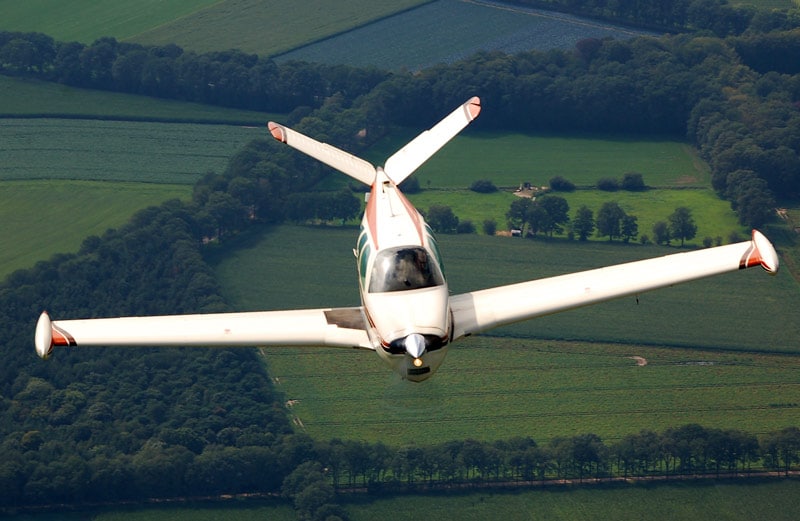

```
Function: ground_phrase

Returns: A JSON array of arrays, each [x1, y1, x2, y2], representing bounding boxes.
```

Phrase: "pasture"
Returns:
[[367, 131, 710, 189], [130, 0, 428, 57], [345, 480, 800, 521], [0, 0, 220, 43], [0, 76, 276, 125], [0, 181, 190, 280], [0, 118, 262, 183], [0, 0, 653, 69], [277, 0, 655, 69], [214, 225, 800, 445]]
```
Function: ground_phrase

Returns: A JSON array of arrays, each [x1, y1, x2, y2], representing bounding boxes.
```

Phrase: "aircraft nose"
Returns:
[[404, 333, 426, 359]]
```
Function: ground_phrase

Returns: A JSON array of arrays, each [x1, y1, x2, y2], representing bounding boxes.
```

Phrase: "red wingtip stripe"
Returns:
[[466, 96, 481, 120], [51, 324, 77, 347], [268, 122, 287, 143], [739, 243, 762, 270]]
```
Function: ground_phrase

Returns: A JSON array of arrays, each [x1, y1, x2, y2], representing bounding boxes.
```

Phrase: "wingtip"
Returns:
[[35, 311, 53, 359], [740, 230, 779, 275], [465, 96, 481, 120], [267, 122, 287, 143], [752, 230, 779, 275]]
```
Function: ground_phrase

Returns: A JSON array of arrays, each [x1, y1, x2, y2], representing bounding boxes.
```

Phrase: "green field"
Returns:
[[364, 129, 742, 244], [0, 76, 276, 124], [213, 225, 800, 445], [0, 77, 275, 281], [0, 180, 190, 280], [0, 118, 262, 183], [345, 481, 800, 521], [0, 0, 429, 57], [130, 0, 429, 56], [367, 131, 710, 189], [0, 0, 220, 43]]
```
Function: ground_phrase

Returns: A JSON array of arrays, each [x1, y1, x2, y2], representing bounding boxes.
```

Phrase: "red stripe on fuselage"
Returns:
[[366, 181, 379, 249]]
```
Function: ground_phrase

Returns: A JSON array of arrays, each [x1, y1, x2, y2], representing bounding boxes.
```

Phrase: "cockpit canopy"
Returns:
[[369, 247, 444, 293]]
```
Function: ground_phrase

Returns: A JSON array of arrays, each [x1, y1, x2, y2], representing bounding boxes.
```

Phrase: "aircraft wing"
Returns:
[[35, 307, 374, 359], [383, 96, 481, 185], [268, 122, 377, 186], [449, 231, 779, 340]]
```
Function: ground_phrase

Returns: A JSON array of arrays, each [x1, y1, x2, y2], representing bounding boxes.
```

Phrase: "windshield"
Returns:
[[369, 247, 444, 293]]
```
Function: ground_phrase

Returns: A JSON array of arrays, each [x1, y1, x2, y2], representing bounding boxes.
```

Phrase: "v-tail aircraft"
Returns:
[[35, 96, 780, 381]]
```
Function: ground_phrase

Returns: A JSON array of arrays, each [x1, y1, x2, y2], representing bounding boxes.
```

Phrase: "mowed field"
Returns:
[[214, 225, 800, 445], [0, 0, 429, 57], [0, 0, 652, 70], [0, 78, 271, 281], [361, 129, 744, 243], [277, 0, 655, 69]]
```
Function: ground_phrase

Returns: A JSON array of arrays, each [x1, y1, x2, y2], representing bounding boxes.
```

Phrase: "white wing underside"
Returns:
[[37, 232, 777, 358], [450, 232, 778, 340], [36, 307, 374, 358], [267, 97, 481, 186]]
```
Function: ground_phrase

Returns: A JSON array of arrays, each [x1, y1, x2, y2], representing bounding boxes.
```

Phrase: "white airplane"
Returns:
[[35, 96, 780, 382]]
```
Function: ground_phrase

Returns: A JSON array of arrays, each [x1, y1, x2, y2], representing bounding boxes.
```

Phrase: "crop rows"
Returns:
[[277, 0, 655, 70], [215, 225, 800, 445], [0, 118, 262, 184]]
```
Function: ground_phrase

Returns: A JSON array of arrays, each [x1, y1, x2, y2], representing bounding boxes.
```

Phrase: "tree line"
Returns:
[[1, 19, 799, 228], [304, 424, 800, 491], [506, 0, 800, 35]]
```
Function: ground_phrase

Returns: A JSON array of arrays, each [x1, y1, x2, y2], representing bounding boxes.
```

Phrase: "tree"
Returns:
[[482, 219, 497, 236], [596, 202, 626, 241], [621, 214, 639, 243], [470, 179, 498, 193], [668, 207, 697, 246], [506, 198, 532, 233], [549, 176, 576, 192], [621, 172, 646, 191], [597, 177, 619, 191], [426, 205, 459, 233], [652, 221, 671, 245], [572, 205, 595, 241], [538, 195, 570, 236]]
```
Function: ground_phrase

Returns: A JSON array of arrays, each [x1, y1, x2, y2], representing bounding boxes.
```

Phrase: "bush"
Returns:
[[621, 172, 646, 191], [470, 179, 498, 193], [549, 176, 576, 192], [597, 177, 619, 191], [457, 219, 476, 234]]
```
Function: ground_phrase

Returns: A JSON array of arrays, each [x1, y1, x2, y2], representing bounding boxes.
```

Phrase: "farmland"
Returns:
[[213, 225, 800, 445], [0, 76, 276, 125], [0, 76, 272, 280], [0, 118, 262, 183], [277, 0, 655, 69], [0, 180, 189, 279], [0, 0, 653, 70]]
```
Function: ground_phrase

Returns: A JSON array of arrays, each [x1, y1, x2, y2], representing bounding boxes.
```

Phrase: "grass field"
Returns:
[[0, 118, 262, 183], [129, 0, 429, 56], [0, 77, 272, 281], [367, 131, 710, 189], [0, 0, 220, 43], [0, 77, 276, 124], [0, 180, 190, 280], [277, 0, 655, 69], [0, 0, 650, 69], [213, 225, 800, 445], [345, 480, 800, 521], [362, 128, 742, 244]]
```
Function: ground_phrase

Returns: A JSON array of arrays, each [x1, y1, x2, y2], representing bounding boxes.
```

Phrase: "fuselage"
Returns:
[[356, 168, 451, 381]]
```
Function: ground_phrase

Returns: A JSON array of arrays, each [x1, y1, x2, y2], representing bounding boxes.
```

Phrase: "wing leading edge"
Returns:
[[35, 307, 373, 359], [449, 230, 779, 340]]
